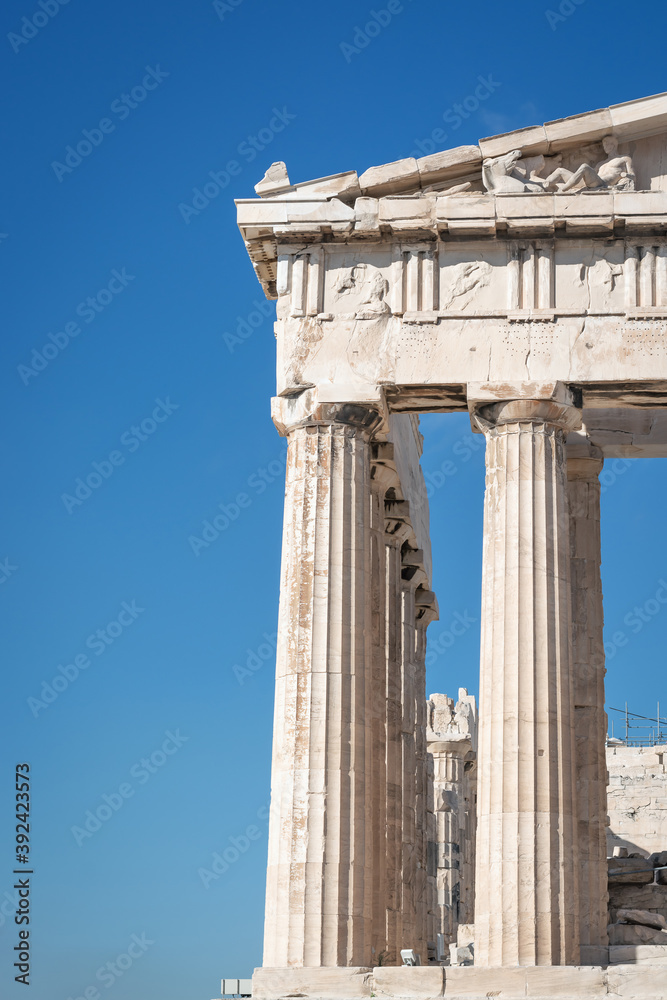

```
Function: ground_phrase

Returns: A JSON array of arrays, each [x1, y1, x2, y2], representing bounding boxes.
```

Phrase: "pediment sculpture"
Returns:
[[482, 134, 635, 194]]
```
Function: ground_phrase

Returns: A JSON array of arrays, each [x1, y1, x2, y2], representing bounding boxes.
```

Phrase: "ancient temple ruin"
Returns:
[[233, 92, 667, 999]]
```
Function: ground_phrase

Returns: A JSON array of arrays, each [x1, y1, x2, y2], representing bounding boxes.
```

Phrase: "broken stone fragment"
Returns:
[[607, 857, 655, 884], [607, 922, 667, 945], [254, 161, 291, 197], [617, 907, 667, 930]]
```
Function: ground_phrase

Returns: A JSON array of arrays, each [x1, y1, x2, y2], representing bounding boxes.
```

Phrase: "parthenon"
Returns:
[[234, 92, 667, 1000]]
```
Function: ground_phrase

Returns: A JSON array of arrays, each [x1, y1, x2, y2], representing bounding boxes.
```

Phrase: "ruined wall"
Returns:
[[607, 742, 667, 858]]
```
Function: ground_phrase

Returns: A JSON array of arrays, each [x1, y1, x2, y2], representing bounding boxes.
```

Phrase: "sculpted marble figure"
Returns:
[[482, 134, 635, 194], [551, 135, 636, 191]]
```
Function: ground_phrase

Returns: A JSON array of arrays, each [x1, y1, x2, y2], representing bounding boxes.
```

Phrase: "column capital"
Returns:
[[467, 381, 582, 435], [272, 388, 383, 437], [566, 437, 604, 480]]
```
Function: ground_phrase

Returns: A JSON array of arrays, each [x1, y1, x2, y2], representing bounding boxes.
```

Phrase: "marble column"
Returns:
[[473, 393, 581, 967], [567, 444, 609, 965], [369, 467, 391, 965], [263, 398, 380, 968], [384, 530, 406, 965], [400, 579, 418, 953], [414, 613, 432, 962]]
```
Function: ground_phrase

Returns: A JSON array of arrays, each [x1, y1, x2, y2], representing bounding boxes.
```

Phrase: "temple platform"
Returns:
[[249, 963, 667, 1000]]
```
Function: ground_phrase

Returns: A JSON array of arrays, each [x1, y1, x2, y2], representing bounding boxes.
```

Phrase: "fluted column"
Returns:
[[414, 613, 431, 961], [384, 532, 404, 964], [567, 445, 609, 965], [473, 392, 581, 967], [369, 472, 390, 964], [263, 397, 380, 968], [401, 579, 418, 951]]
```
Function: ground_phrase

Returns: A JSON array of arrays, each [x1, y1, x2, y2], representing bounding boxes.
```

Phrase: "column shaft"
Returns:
[[401, 581, 418, 951], [474, 399, 580, 967], [370, 481, 388, 963], [385, 535, 403, 964], [263, 415, 376, 968], [568, 452, 609, 963], [414, 618, 430, 961]]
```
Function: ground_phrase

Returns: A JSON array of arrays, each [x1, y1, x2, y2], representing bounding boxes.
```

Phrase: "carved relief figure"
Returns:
[[482, 150, 533, 193], [334, 262, 390, 317], [441, 260, 492, 310], [557, 135, 635, 192], [482, 135, 635, 194], [577, 247, 624, 310]]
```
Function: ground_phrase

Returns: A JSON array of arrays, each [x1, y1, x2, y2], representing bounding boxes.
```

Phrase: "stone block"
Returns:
[[544, 107, 613, 150], [359, 158, 420, 197], [373, 966, 444, 998], [354, 197, 379, 231], [524, 966, 606, 997], [449, 943, 473, 966], [608, 944, 667, 964], [378, 197, 435, 224], [442, 967, 527, 997], [288, 171, 362, 203], [608, 857, 655, 884], [608, 922, 667, 945], [255, 161, 291, 196], [614, 190, 667, 215], [580, 945, 610, 966], [435, 194, 494, 219], [555, 192, 614, 217], [605, 963, 667, 997], [495, 193, 555, 218], [252, 967, 372, 1000], [478, 124, 548, 158], [286, 200, 355, 224], [617, 907, 667, 930], [417, 146, 482, 186]]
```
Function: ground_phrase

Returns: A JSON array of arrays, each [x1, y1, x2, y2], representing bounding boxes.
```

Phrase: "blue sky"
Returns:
[[1, 0, 667, 997]]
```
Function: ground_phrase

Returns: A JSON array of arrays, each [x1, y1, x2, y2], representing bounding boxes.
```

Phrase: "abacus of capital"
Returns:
[[233, 94, 667, 999]]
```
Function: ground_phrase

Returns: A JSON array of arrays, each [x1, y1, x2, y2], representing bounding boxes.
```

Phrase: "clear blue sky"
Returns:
[[1, 1, 666, 997]]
